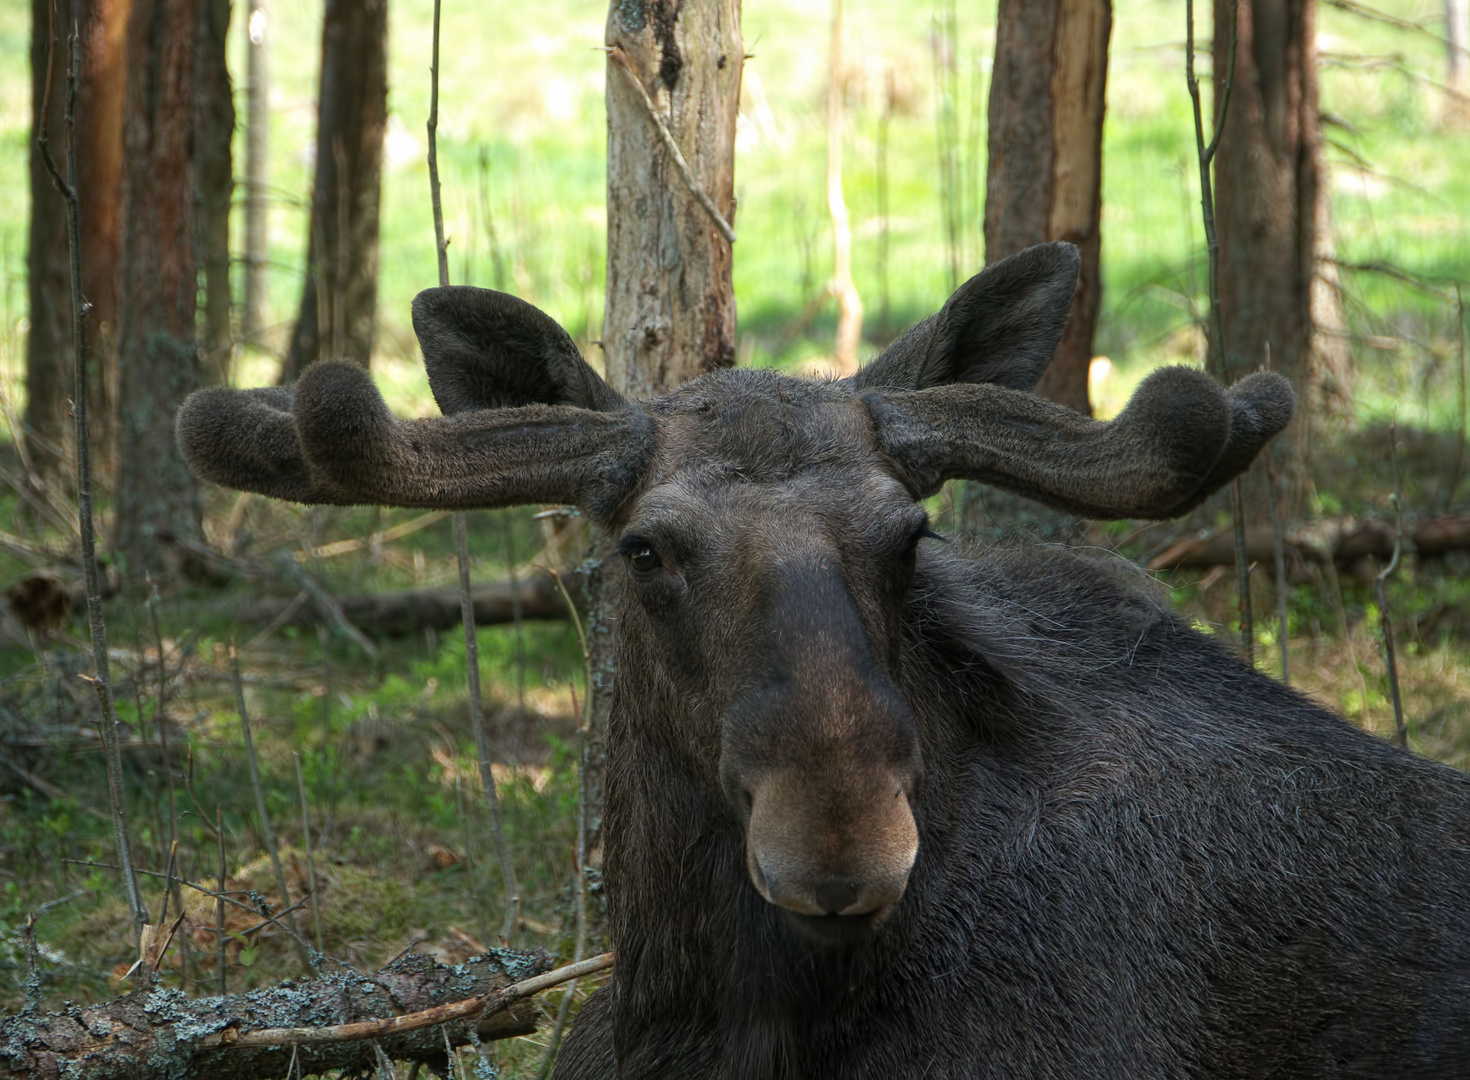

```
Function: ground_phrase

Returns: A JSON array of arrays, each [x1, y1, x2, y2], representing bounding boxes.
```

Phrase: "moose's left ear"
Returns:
[[851, 242, 1080, 394], [412, 287, 626, 415]]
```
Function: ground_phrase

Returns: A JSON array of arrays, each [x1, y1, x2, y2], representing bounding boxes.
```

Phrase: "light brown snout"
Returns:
[[744, 767, 919, 918]]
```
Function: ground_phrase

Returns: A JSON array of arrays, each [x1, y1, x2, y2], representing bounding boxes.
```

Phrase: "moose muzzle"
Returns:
[[744, 763, 919, 937]]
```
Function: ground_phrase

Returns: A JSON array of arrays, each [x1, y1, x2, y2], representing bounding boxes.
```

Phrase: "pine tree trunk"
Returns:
[[196, 0, 235, 384], [983, 0, 1110, 416], [25, 0, 70, 485], [27, 0, 129, 486], [281, 0, 387, 381], [1213, 0, 1328, 519], [113, 0, 204, 575], [586, 0, 743, 855]]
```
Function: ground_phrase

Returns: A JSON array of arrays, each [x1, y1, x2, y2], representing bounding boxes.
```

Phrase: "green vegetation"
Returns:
[[0, 0, 1467, 1075]]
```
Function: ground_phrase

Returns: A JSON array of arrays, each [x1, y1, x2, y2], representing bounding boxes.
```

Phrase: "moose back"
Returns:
[[177, 244, 1470, 1078]]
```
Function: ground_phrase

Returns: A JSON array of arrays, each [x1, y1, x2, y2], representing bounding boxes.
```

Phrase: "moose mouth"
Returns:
[[783, 903, 897, 947]]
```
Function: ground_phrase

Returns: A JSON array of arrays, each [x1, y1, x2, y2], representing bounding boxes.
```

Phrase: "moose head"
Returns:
[[177, 242, 1292, 944]]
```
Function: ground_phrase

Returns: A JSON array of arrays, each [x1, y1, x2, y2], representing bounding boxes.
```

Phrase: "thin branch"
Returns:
[[1323, 0, 1470, 59], [425, 3, 522, 943], [39, 11, 145, 938], [1374, 424, 1408, 749], [606, 45, 737, 244], [535, 570, 595, 1079], [204, 953, 614, 1051], [1186, 0, 1251, 660]]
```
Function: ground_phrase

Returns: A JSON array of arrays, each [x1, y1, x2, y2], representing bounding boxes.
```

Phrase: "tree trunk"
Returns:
[[983, 0, 1111, 416], [1213, 0, 1327, 519], [243, 0, 269, 344], [1448, 0, 1470, 126], [26, 0, 70, 485], [965, 0, 1109, 543], [196, 0, 235, 384], [113, 0, 204, 575], [28, 0, 129, 487], [281, 0, 387, 381], [602, 0, 742, 397], [587, 0, 743, 854]]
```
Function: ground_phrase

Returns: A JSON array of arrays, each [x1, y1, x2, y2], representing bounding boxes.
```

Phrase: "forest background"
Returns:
[[0, 0, 1469, 1076]]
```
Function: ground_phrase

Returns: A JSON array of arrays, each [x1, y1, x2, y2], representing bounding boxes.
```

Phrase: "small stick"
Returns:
[[216, 806, 228, 995], [1447, 284, 1466, 509], [1185, 0, 1250, 658], [294, 752, 326, 953], [1264, 447, 1291, 685], [426, 0, 521, 943], [147, 579, 180, 855], [535, 570, 595, 1078], [204, 953, 614, 1051], [38, 4, 146, 940], [1374, 424, 1408, 749], [232, 641, 317, 975], [606, 45, 736, 244]]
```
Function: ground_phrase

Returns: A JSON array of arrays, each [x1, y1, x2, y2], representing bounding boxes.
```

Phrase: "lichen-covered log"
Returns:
[[0, 949, 549, 1080]]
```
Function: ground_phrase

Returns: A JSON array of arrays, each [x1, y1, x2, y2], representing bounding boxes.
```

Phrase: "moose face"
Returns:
[[615, 376, 932, 941], [176, 242, 1293, 948]]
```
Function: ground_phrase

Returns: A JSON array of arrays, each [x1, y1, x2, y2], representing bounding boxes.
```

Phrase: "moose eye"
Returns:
[[627, 544, 662, 574]]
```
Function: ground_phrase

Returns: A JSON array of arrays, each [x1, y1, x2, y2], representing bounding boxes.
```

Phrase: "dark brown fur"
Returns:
[[173, 245, 1470, 1077]]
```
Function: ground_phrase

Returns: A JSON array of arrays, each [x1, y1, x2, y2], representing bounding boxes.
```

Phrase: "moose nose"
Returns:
[[744, 768, 919, 922], [812, 876, 861, 916]]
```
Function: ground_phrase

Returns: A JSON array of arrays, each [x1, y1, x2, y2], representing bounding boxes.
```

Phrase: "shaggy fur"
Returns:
[[557, 544, 1470, 1078], [171, 242, 1465, 1078]]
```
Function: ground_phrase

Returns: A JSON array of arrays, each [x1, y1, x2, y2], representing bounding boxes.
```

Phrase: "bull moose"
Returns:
[[178, 243, 1470, 1078]]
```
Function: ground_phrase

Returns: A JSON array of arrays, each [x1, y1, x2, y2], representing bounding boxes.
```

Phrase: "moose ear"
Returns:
[[411, 286, 625, 415], [851, 242, 1080, 393]]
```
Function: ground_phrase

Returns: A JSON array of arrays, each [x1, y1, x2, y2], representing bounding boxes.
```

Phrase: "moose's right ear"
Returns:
[[851, 242, 1080, 394], [411, 287, 626, 415]]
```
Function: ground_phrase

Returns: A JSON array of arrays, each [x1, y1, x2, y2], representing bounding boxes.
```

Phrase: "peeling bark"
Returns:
[[984, 0, 1111, 415], [0, 949, 549, 1080]]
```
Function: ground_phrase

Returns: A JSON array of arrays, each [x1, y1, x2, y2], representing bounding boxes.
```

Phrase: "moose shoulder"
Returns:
[[177, 244, 1470, 1079]]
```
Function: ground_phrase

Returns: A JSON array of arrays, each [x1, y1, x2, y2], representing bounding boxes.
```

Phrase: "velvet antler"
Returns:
[[861, 366, 1293, 520]]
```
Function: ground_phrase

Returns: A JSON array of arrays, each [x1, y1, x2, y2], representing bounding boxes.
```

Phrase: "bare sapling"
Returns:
[[1374, 424, 1408, 748], [426, 0, 521, 943], [1185, 0, 1252, 660], [35, 7, 146, 940]]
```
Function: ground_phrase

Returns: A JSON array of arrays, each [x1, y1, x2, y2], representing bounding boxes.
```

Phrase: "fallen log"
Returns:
[[0, 948, 560, 1080], [241, 571, 569, 637], [1147, 513, 1470, 573]]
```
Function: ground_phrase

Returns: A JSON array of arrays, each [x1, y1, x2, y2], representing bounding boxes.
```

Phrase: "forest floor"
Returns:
[[0, 0, 1467, 1076]]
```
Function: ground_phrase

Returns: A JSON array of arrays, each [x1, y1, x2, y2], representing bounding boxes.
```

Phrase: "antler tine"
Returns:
[[862, 366, 1293, 521], [176, 385, 357, 505], [291, 360, 653, 520]]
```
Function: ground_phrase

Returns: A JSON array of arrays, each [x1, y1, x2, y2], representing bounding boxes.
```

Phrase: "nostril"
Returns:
[[812, 876, 862, 916]]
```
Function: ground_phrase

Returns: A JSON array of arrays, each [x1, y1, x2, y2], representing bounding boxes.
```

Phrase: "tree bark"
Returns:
[[0, 949, 547, 1080], [26, 0, 70, 485], [113, 0, 204, 575], [983, 0, 1111, 416], [243, 0, 269, 343], [603, 0, 742, 397], [1213, 0, 1328, 519], [196, 0, 235, 384], [281, 0, 387, 381], [588, 0, 743, 855]]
